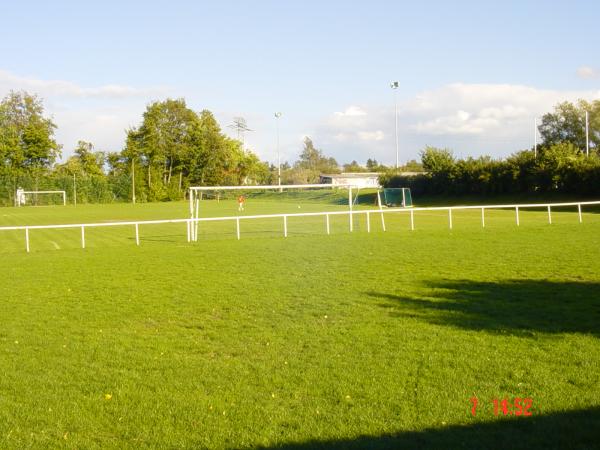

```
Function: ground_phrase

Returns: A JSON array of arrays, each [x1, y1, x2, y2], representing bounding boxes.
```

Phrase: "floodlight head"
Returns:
[[274, 112, 282, 118], [390, 81, 399, 89]]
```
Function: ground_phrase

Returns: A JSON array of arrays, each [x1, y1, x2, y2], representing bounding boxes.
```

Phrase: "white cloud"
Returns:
[[52, 107, 142, 155], [413, 110, 499, 135], [405, 83, 599, 136], [0, 69, 174, 157], [334, 105, 367, 117], [312, 83, 600, 164], [0, 69, 168, 99], [577, 66, 598, 79], [357, 130, 385, 141]]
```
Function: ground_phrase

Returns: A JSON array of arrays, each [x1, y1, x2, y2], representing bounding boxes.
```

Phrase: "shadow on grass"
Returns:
[[368, 279, 600, 336], [255, 406, 600, 450]]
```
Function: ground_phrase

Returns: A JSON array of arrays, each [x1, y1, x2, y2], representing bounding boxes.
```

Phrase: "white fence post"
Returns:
[[515, 206, 520, 226], [448, 209, 453, 230], [326, 214, 330, 235], [481, 208, 485, 228], [25, 227, 30, 253], [283, 215, 288, 237], [194, 199, 199, 242], [135, 223, 140, 246], [578, 204, 582, 223], [236, 217, 240, 240], [348, 187, 353, 232], [380, 210, 386, 232], [547, 205, 552, 224], [366, 211, 370, 233], [81, 226, 86, 249]]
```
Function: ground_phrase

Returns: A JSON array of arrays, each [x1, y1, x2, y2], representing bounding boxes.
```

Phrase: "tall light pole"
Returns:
[[275, 112, 282, 187], [390, 81, 399, 170], [585, 110, 589, 157]]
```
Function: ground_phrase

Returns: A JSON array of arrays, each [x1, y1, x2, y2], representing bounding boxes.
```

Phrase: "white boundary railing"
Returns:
[[1, 200, 599, 253]]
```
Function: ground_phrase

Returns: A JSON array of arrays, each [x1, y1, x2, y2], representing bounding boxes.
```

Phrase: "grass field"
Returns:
[[1, 197, 600, 449]]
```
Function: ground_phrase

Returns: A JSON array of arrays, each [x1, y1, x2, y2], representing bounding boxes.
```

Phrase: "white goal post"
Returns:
[[188, 184, 355, 241], [15, 189, 67, 207]]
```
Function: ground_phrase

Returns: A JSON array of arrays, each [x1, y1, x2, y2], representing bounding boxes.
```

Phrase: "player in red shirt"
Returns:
[[238, 195, 245, 211]]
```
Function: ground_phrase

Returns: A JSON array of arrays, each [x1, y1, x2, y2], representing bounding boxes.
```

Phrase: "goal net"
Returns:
[[15, 189, 67, 207], [380, 188, 412, 207]]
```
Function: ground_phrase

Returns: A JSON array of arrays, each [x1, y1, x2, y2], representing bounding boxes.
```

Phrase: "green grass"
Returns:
[[0, 199, 599, 449]]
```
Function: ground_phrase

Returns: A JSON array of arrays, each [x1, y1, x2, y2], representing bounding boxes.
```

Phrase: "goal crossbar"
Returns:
[[189, 183, 352, 191]]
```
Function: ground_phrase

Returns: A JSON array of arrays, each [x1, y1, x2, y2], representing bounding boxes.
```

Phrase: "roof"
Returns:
[[320, 172, 381, 178]]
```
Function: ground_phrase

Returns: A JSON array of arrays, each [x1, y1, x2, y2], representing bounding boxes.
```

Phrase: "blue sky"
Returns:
[[1, 0, 599, 165]]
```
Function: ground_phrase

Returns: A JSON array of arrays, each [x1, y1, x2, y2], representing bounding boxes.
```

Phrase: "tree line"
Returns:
[[2, 90, 598, 205], [382, 100, 600, 198], [0, 90, 404, 205]]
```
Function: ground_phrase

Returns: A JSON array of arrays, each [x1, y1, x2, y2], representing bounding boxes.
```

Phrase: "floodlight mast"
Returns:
[[585, 110, 589, 157], [275, 112, 282, 188], [390, 81, 399, 170]]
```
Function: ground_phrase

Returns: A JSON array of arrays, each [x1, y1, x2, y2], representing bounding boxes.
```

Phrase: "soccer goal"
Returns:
[[15, 189, 67, 207], [379, 188, 412, 207], [188, 184, 355, 241]]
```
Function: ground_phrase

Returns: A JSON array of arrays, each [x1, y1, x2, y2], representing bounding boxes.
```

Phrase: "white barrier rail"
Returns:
[[1, 200, 599, 252]]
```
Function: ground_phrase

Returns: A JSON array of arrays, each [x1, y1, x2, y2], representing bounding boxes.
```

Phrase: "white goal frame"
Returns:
[[15, 189, 67, 207], [188, 184, 355, 241]]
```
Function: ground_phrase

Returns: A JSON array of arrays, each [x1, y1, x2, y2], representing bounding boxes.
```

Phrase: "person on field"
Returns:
[[238, 195, 245, 211]]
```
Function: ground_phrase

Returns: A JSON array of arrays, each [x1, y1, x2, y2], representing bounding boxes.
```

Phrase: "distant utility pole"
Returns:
[[131, 157, 136, 204], [228, 117, 253, 149], [585, 111, 589, 157], [275, 112, 282, 187], [390, 81, 399, 170]]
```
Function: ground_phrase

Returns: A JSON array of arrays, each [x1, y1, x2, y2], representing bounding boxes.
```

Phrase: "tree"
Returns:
[[190, 109, 232, 186], [401, 159, 424, 172], [366, 158, 388, 172], [73, 140, 105, 176], [0, 91, 60, 173], [539, 100, 600, 153], [420, 146, 455, 172], [124, 99, 200, 200], [343, 160, 367, 172], [293, 137, 339, 182]]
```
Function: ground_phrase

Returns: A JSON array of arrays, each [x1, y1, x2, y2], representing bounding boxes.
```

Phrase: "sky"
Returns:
[[1, 0, 599, 166]]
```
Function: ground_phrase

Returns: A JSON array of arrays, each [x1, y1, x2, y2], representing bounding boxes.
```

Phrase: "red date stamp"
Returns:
[[470, 397, 533, 417]]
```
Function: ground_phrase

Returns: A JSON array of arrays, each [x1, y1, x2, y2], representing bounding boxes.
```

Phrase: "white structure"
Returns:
[[15, 189, 66, 207], [319, 173, 381, 188]]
